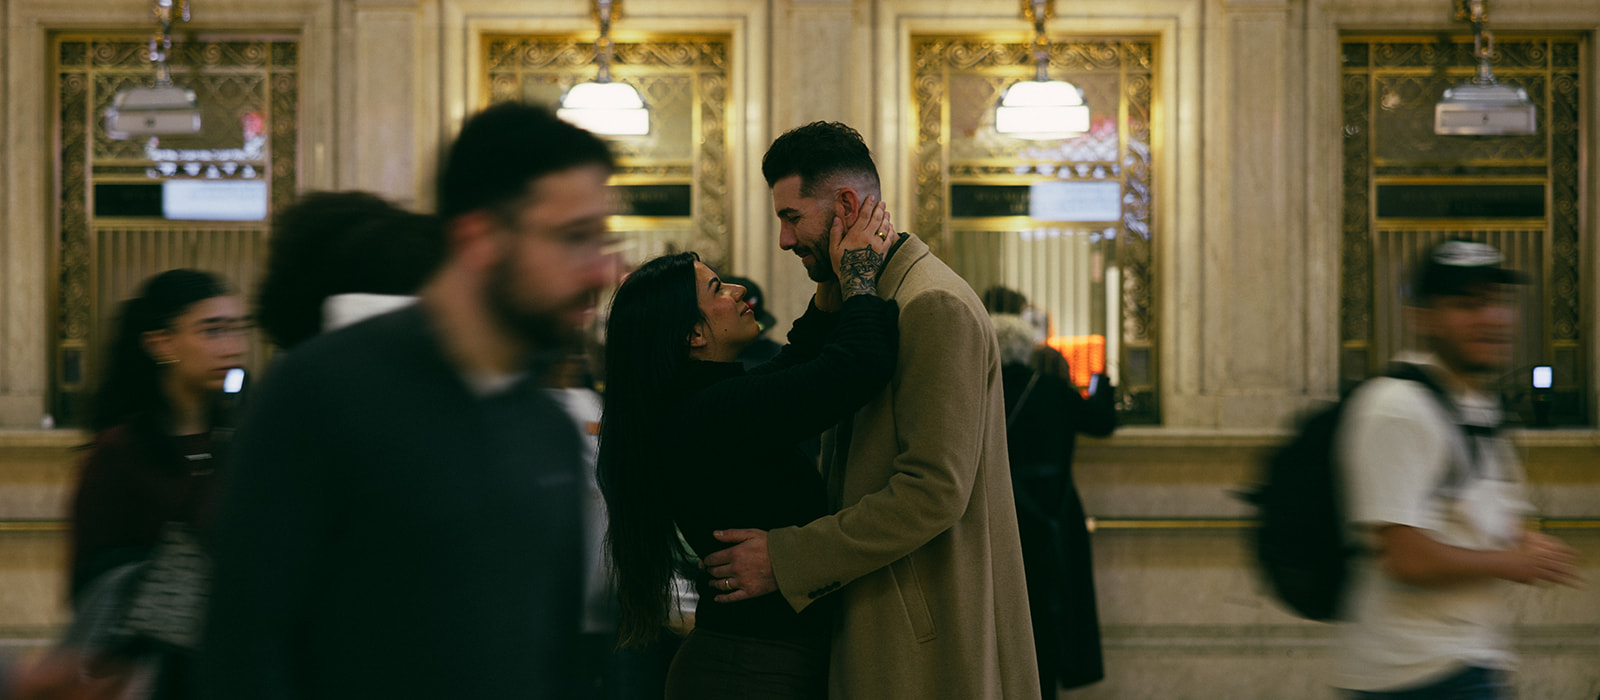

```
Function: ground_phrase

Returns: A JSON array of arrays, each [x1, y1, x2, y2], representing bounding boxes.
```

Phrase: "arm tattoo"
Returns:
[[838, 246, 884, 299]]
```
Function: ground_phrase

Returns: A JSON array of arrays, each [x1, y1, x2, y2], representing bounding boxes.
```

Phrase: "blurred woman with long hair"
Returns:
[[599, 199, 896, 699], [68, 268, 249, 699]]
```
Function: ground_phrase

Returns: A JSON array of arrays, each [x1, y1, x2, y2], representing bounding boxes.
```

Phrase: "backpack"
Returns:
[[1245, 363, 1473, 621]]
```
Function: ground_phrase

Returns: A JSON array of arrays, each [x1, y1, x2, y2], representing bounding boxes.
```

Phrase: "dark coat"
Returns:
[[1001, 361, 1116, 692], [204, 306, 587, 700]]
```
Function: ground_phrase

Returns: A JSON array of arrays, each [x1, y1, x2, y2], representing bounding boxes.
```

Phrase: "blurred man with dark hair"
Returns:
[[204, 102, 615, 699], [255, 190, 443, 350], [702, 121, 1041, 699]]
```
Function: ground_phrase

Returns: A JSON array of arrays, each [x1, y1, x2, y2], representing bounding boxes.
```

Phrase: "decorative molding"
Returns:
[[877, 0, 1197, 425]]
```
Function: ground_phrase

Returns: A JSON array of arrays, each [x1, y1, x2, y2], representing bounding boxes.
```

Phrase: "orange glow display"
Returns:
[[1044, 334, 1106, 393]]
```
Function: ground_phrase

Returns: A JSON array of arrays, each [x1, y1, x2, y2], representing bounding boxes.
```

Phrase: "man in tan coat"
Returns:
[[702, 121, 1041, 699]]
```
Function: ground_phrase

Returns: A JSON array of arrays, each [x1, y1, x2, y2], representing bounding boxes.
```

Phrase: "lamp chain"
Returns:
[[149, 0, 190, 87], [593, 0, 621, 83], [1455, 0, 1497, 85], [1022, 0, 1053, 82]]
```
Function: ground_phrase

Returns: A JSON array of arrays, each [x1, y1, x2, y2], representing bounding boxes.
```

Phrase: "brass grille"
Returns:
[[1370, 228, 1545, 378]]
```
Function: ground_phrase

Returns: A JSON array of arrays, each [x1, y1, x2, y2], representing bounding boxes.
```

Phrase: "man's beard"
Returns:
[[1431, 337, 1510, 378], [486, 256, 588, 350], [804, 210, 838, 283]]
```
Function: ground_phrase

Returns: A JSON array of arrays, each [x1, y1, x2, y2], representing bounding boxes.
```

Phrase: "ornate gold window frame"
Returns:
[[1340, 34, 1587, 425], [481, 34, 732, 271], [52, 33, 299, 426], [912, 36, 1160, 424]]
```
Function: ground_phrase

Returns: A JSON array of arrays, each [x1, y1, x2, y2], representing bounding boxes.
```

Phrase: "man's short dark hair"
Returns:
[[761, 121, 880, 197], [256, 191, 444, 349], [437, 102, 616, 223]]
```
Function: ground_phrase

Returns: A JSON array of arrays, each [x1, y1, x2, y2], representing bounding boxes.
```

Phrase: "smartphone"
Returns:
[[1532, 366, 1552, 390], [224, 367, 246, 394], [1088, 373, 1107, 396]]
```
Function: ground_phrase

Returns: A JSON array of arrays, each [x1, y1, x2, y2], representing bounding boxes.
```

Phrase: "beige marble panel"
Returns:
[[348, 8, 422, 205], [0, 446, 80, 521], [0, 533, 70, 633], [1225, 13, 1295, 395]]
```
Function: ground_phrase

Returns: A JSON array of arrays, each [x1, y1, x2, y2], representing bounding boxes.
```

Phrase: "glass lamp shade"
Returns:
[[557, 81, 650, 136], [996, 79, 1090, 140]]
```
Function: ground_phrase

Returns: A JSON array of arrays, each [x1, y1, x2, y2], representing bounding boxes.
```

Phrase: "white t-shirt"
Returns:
[[1333, 353, 1530, 691]]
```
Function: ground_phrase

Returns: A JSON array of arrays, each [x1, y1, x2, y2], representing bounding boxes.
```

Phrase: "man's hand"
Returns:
[[699, 529, 777, 603], [7, 651, 130, 700], [1503, 530, 1581, 587], [829, 196, 894, 301]]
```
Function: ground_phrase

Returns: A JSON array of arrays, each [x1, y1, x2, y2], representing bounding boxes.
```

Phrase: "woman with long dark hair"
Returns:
[[599, 199, 897, 699], [68, 268, 249, 699]]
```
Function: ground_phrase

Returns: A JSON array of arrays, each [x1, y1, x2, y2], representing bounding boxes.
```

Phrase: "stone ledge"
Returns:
[[1101, 623, 1600, 655], [1089, 427, 1600, 449], [0, 430, 86, 449]]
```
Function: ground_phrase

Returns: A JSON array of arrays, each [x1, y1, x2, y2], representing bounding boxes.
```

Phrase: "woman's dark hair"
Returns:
[[597, 251, 705, 647], [981, 285, 1028, 315], [92, 269, 230, 433], [256, 191, 444, 349]]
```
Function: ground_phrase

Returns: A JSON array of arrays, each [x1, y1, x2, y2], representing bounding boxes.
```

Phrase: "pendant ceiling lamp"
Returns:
[[996, 0, 1089, 140], [105, 0, 201, 140], [558, 0, 649, 136], [1433, 0, 1536, 136]]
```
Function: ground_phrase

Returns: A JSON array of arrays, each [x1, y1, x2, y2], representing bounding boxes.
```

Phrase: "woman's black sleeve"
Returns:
[[682, 295, 898, 453]]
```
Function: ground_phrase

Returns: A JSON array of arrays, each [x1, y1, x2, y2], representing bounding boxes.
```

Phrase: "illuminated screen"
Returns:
[[162, 180, 269, 221]]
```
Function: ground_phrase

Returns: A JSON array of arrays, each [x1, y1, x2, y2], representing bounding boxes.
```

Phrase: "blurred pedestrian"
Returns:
[[1334, 240, 1580, 699], [69, 268, 248, 700], [992, 313, 1116, 698], [254, 191, 442, 351], [203, 102, 616, 699]]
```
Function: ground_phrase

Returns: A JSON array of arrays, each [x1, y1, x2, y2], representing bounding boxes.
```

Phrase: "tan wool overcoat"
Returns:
[[768, 234, 1042, 700]]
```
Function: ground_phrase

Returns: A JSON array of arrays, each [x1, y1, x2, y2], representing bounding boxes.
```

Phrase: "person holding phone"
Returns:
[[68, 268, 250, 699], [989, 313, 1117, 698]]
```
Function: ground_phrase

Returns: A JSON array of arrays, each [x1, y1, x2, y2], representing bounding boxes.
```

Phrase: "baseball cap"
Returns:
[[1410, 239, 1527, 302]]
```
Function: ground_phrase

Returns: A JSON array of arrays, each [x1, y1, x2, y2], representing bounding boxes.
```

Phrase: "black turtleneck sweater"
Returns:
[[667, 294, 898, 643]]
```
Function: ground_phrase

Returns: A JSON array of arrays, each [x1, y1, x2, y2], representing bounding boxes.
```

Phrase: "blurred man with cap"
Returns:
[[1332, 240, 1579, 699]]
